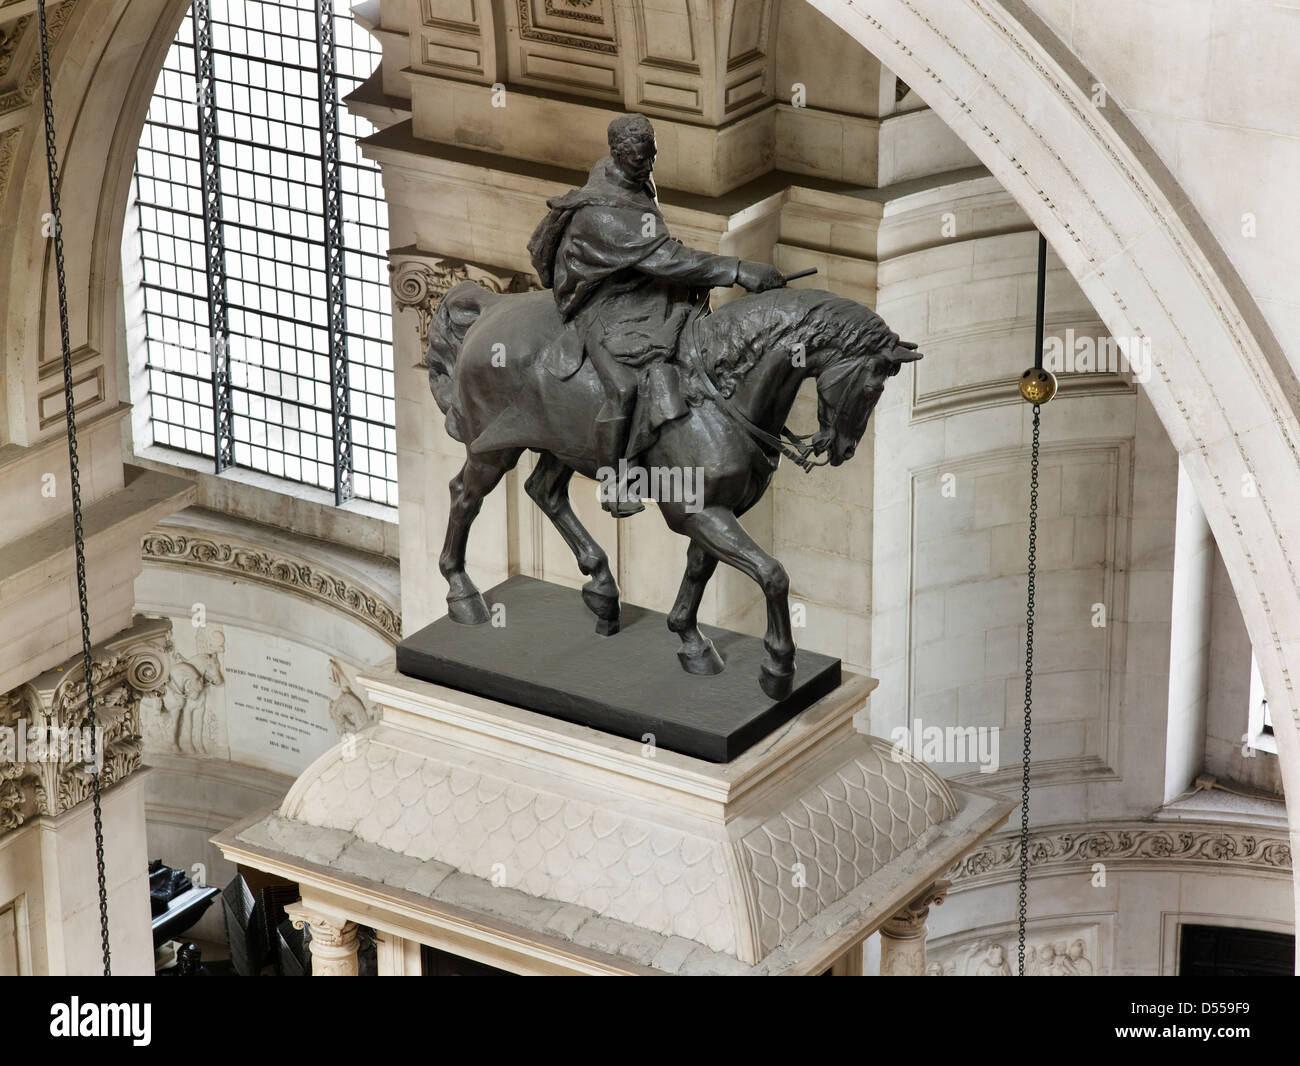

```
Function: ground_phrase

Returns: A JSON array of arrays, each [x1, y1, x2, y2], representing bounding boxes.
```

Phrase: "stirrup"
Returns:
[[602, 487, 645, 518], [600, 469, 645, 517]]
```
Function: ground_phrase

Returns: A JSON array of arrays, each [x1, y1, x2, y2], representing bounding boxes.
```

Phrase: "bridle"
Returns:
[[682, 293, 872, 473]]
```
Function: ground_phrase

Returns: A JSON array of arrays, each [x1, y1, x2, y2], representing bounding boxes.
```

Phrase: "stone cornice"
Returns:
[[141, 528, 402, 643], [947, 822, 1293, 888]]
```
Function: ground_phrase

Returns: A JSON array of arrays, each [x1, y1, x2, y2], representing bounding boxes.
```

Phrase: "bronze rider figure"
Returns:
[[527, 113, 786, 516]]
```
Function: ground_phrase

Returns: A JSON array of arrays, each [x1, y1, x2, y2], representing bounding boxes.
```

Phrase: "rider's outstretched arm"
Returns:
[[635, 238, 740, 288], [636, 240, 785, 293]]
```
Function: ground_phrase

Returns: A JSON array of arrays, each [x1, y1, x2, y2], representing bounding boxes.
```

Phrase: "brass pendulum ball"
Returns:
[[1018, 366, 1058, 405]]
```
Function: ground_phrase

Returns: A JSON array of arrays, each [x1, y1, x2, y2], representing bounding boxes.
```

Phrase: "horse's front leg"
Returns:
[[524, 452, 621, 635], [680, 505, 795, 699], [667, 541, 723, 675], [440, 450, 518, 624]]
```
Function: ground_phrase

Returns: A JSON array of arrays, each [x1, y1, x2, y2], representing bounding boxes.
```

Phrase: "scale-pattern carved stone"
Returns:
[[277, 675, 964, 965], [288, 731, 739, 954], [740, 740, 956, 954]]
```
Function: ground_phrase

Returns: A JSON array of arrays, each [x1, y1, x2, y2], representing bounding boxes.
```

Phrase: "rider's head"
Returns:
[[608, 114, 656, 186]]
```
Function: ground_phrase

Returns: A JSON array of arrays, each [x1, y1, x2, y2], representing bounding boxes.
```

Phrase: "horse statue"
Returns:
[[423, 281, 921, 698]]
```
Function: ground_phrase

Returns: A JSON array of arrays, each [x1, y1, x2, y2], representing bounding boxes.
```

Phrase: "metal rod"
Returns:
[[1033, 232, 1047, 370], [315, 0, 354, 505], [192, 0, 235, 473], [782, 267, 819, 283]]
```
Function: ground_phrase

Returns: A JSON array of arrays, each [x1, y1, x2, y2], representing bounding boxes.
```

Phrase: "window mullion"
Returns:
[[192, 0, 235, 474], [314, 0, 354, 505]]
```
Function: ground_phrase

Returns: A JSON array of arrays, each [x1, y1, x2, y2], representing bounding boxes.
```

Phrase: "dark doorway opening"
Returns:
[[420, 944, 515, 976], [1178, 923, 1294, 976]]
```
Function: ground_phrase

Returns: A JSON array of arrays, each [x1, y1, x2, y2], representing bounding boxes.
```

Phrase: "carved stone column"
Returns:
[[0, 615, 171, 973], [878, 880, 948, 976], [287, 902, 359, 976]]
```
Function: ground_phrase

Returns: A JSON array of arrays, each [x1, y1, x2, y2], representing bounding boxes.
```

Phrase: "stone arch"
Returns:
[[806, 0, 1300, 944], [0, 0, 193, 445]]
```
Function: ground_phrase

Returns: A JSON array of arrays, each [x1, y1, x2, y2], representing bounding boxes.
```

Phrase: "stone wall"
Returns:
[[132, 509, 399, 942]]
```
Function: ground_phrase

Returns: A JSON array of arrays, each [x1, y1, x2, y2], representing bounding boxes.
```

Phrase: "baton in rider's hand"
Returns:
[[781, 268, 819, 284]]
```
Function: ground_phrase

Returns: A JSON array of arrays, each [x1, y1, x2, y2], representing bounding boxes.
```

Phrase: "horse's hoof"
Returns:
[[582, 584, 621, 623], [447, 592, 490, 625], [595, 617, 620, 637], [759, 665, 794, 701], [677, 639, 724, 676]]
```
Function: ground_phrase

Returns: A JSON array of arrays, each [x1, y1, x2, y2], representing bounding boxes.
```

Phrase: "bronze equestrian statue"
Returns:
[[424, 114, 921, 698]]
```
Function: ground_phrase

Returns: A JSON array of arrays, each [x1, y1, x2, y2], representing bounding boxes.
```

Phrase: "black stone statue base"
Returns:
[[396, 575, 841, 762]]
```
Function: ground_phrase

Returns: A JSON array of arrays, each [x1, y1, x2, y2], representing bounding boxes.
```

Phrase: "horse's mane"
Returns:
[[689, 289, 897, 400]]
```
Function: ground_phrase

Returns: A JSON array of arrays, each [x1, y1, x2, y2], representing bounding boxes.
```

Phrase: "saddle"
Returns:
[[536, 303, 692, 457]]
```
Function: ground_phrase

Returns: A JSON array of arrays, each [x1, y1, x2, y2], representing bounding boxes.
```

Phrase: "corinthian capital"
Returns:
[[0, 615, 172, 833]]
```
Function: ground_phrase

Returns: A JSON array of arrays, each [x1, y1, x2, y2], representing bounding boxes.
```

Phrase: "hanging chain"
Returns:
[[1017, 404, 1042, 976], [38, 0, 111, 976]]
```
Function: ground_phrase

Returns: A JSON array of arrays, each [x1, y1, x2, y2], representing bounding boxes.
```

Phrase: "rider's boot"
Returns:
[[595, 409, 644, 518]]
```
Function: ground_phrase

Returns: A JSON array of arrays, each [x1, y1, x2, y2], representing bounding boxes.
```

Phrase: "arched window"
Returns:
[[129, 0, 394, 506]]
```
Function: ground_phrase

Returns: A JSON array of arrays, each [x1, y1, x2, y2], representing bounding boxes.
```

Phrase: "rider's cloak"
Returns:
[[527, 157, 742, 367]]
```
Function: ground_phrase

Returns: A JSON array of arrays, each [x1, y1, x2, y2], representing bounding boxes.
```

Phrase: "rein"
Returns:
[[682, 294, 834, 473]]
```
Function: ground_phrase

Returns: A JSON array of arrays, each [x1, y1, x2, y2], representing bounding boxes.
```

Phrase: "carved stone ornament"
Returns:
[[0, 16, 30, 81], [948, 825, 1292, 884], [881, 879, 950, 941], [0, 616, 171, 835], [279, 678, 958, 964], [141, 529, 401, 643], [517, 0, 616, 53], [389, 252, 538, 341], [0, 0, 75, 115], [286, 902, 359, 976]]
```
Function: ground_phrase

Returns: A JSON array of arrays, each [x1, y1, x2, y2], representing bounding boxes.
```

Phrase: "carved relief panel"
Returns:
[[927, 918, 1110, 976], [505, 0, 622, 100]]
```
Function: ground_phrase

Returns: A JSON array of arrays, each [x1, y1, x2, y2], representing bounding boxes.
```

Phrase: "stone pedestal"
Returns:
[[217, 667, 1014, 974]]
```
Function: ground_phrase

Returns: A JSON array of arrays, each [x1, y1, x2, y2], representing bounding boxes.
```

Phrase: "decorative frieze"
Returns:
[[0, 616, 170, 836], [141, 530, 402, 643], [948, 824, 1293, 886]]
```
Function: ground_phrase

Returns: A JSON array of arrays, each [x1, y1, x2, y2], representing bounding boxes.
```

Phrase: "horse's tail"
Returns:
[[424, 280, 496, 443]]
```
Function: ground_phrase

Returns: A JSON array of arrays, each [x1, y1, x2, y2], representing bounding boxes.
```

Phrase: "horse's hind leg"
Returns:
[[668, 541, 724, 675], [524, 452, 621, 635], [441, 450, 520, 624]]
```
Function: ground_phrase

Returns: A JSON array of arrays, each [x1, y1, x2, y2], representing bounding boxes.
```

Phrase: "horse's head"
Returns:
[[808, 303, 923, 466], [699, 289, 922, 466]]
